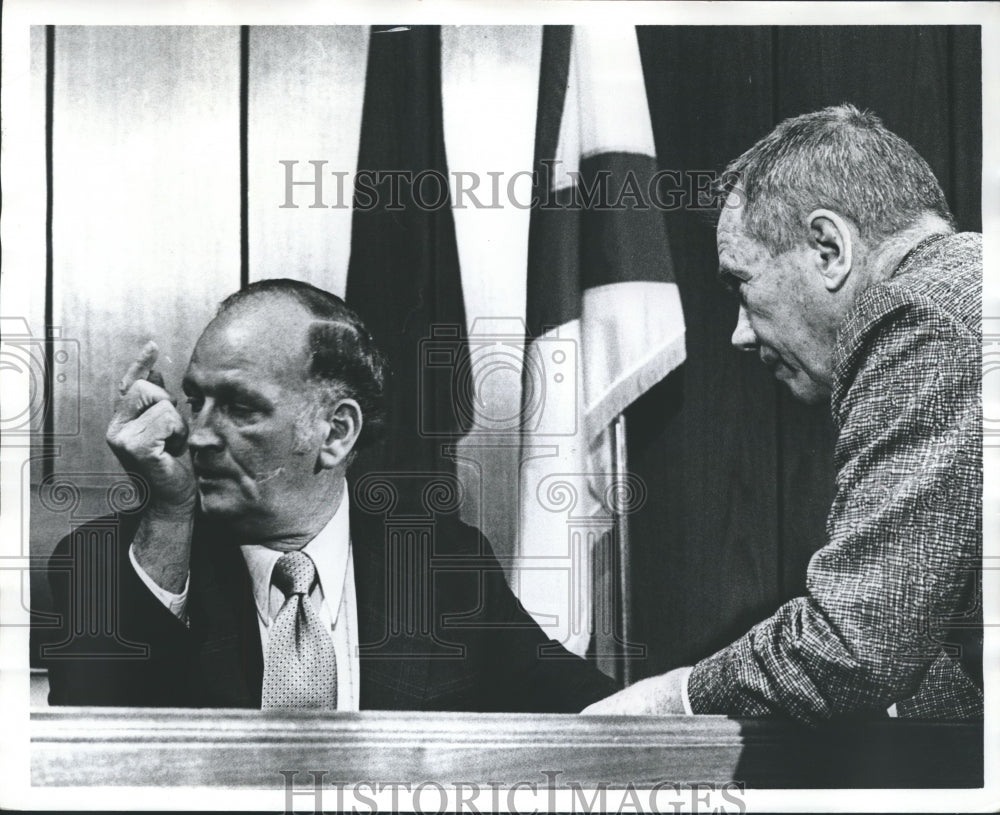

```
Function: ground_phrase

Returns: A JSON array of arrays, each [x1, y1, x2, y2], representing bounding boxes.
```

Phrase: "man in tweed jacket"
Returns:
[[585, 105, 982, 724]]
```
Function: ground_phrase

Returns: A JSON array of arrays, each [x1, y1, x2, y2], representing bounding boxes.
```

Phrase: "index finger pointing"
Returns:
[[118, 340, 159, 396]]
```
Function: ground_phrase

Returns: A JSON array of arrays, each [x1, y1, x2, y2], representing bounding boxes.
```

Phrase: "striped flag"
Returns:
[[513, 26, 686, 656]]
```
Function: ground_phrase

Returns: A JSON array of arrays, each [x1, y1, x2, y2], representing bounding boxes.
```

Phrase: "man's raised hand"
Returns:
[[106, 341, 196, 516]]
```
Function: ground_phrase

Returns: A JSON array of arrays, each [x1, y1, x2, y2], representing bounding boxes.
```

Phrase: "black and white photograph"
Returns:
[[1, 1, 996, 811]]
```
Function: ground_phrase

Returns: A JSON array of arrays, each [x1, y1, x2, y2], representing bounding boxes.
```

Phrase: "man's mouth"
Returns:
[[760, 350, 791, 379], [193, 465, 234, 482], [760, 350, 780, 370]]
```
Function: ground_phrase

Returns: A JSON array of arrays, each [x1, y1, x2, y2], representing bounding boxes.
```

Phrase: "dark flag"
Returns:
[[346, 25, 472, 476]]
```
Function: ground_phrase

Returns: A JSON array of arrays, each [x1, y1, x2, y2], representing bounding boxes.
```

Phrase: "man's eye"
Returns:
[[226, 403, 257, 421], [719, 269, 746, 294], [185, 396, 204, 413], [721, 276, 744, 298]]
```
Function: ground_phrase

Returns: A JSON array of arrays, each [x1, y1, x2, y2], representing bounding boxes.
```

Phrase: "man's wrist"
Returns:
[[129, 543, 189, 622], [144, 497, 197, 524], [131, 508, 194, 594]]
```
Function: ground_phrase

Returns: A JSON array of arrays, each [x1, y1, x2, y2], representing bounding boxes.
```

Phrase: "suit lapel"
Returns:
[[351, 496, 435, 709], [189, 518, 264, 707], [352, 504, 385, 653]]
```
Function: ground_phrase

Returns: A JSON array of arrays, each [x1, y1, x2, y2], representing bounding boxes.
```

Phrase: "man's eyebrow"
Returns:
[[216, 380, 272, 403], [717, 264, 751, 284], [180, 374, 270, 404]]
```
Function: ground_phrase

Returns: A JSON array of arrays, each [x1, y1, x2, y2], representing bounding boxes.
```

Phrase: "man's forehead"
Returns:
[[717, 205, 770, 263], [716, 199, 747, 243], [213, 297, 312, 337], [189, 298, 313, 372]]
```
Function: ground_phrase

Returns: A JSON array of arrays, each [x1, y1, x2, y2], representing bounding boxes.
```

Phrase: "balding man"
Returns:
[[585, 105, 982, 723], [43, 278, 617, 711]]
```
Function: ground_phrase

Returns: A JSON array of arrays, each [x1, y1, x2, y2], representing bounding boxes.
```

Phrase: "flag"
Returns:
[[346, 25, 473, 477], [513, 26, 686, 656]]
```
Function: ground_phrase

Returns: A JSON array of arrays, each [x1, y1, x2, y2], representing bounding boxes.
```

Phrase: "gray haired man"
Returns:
[[585, 105, 982, 723]]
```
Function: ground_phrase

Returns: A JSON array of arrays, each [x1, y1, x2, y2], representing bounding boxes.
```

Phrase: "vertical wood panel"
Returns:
[[949, 26, 982, 233], [775, 27, 953, 201], [51, 26, 241, 478], [22, 27, 51, 486], [631, 27, 780, 674], [774, 396, 836, 598], [247, 26, 369, 294]]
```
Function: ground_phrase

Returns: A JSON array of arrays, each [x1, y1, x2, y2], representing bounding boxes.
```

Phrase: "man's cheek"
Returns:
[[790, 373, 828, 405]]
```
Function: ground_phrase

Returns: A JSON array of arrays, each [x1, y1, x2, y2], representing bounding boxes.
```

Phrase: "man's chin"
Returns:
[[784, 375, 830, 405]]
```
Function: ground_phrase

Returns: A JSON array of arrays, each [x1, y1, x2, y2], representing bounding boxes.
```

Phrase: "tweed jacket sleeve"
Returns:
[[686, 235, 983, 724]]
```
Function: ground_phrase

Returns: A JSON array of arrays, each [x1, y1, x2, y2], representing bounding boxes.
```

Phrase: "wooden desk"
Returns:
[[31, 708, 983, 789]]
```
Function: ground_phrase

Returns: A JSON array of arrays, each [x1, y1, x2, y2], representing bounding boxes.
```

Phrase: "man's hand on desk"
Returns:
[[107, 341, 196, 594], [581, 666, 692, 715]]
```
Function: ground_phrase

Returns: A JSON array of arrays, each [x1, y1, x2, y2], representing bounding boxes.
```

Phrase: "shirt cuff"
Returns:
[[129, 543, 190, 623], [678, 665, 695, 715]]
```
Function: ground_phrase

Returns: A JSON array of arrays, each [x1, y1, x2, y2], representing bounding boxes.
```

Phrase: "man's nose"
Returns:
[[730, 305, 758, 351], [187, 404, 223, 451]]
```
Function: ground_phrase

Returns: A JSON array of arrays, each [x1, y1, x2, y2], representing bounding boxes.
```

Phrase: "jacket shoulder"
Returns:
[[839, 234, 981, 353], [348, 474, 499, 560], [832, 233, 981, 410]]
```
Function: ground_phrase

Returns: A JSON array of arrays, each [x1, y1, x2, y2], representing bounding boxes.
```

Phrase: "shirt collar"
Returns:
[[240, 481, 351, 626]]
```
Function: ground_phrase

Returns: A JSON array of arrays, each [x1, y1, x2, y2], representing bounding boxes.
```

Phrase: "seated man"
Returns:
[[586, 105, 982, 723], [41, 278, 617, 711]]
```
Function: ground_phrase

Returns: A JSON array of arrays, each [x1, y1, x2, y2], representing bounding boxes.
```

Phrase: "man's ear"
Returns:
[[317, 398, 363, 470], [806, 208, 853, 292]]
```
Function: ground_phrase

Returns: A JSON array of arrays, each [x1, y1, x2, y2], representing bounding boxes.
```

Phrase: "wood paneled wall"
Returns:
[[28, 26, 981, 679], [248, 26, 369, 294], [46, 27, 241, 480]]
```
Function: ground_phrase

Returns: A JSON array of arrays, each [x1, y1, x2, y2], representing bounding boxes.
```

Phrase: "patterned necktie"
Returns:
[[261, 550, 338, 710]]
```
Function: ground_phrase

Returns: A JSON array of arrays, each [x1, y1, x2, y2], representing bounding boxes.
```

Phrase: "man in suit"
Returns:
[[43, 278, 616, 711], [584, 104, 982, 723]]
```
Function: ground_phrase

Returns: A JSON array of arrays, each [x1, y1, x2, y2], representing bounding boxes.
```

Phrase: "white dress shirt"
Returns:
[[679, 666, 694, 715], [129, 483, 360, 710]]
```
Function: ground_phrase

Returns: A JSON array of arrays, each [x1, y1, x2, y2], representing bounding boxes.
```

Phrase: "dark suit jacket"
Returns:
[[42, 477, 617, 712]]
